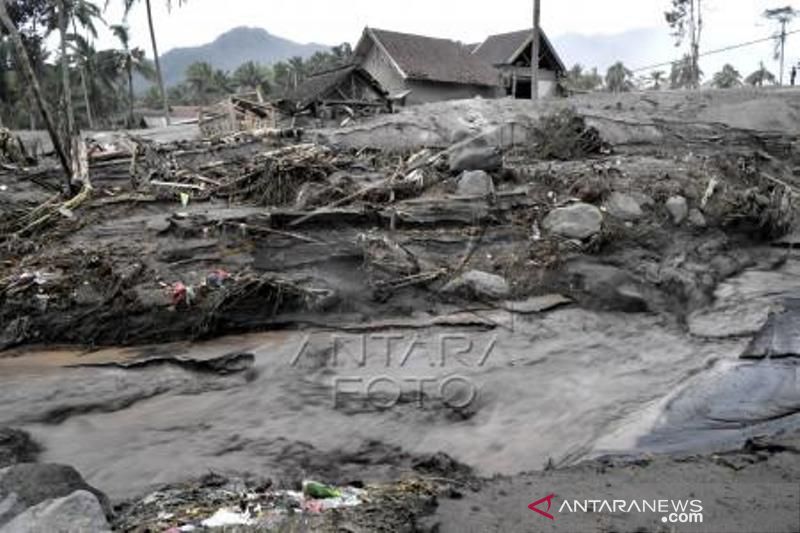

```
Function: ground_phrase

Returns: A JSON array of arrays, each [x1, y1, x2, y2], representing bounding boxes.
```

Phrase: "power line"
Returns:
[[631, 29, 800, 73]]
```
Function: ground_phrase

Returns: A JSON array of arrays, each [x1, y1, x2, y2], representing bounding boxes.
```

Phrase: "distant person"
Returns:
[[792, 66, 797, 86]]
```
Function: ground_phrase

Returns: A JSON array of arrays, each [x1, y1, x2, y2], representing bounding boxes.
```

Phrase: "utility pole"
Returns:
[[780, 18, 787, 85], [532, 0, 541, 100], [764, 7, 799, 86]]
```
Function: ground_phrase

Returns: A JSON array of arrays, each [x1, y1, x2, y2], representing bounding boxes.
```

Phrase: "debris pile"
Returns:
[[1, 102, 799, 346], [199, 95, 280, 138], [0, 128, 32, 167], [113, 475, 436, 532], [528, 108, 610, 161]]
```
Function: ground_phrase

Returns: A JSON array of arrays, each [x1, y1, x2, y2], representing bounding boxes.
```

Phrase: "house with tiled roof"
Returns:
[[353, 26, 565, 105], [353, 28, 503, 105], [473, 29, 565, 98]]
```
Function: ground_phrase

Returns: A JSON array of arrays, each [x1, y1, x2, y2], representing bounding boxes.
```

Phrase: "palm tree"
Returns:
[[185, 61, 214, 103], [233, 61, 271, 100], [272, 61, 292, 94], [712, 64, 742, 89], [116, 0, 187, 125], [0, 0, 72, 191], [650, 70, 665, 90], [110, 23, 154, 126], [288, 55, 305, 89], [605, 61, 633, 93], [670, 54, 702, 89], [67, 33, 98, 128], [746, 62, 777, 87]]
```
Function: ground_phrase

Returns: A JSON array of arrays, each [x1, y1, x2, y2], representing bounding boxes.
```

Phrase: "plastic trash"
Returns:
[[303, 481, 341, 499], [201, 508, 254, 527], [206, 269, 231, 289]]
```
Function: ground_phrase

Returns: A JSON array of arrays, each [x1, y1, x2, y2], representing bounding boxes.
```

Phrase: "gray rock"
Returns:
[[605, 192, 643, 220], [0, 429, 39, 469], [742, 299, 800, 359], [145, 216, 171, 233], [629, 192, 655, 208], [567, 262, 650, 312], [0, 490, 111, 533], [666, 196, 689, 224], [449, 146, 502, 173], [0, 464, 110, 528], [503, 294, 572, 314], [688, 208, 707, 228], [542, 203, 603, 239], [442, 270, 510, 300], [456, 170, 495, 196]]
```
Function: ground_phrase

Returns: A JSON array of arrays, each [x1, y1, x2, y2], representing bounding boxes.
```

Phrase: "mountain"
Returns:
[[157, 27, 330, 87], [552, 28, 675, 74]]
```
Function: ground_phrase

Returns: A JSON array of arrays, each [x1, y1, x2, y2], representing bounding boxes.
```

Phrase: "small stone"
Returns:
[[542, 203, 603, 240], [456, 170, 495, 196], [666, 196, 689, 224], [605, 192, 643, 220], [442, 270, 510, 300], [449, 147, 502, 173], [0, 429, 39, 469], [145, 216, 171, 233]]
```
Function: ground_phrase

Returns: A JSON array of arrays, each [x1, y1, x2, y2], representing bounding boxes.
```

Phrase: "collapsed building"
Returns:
[[278, 64, 391, 125]]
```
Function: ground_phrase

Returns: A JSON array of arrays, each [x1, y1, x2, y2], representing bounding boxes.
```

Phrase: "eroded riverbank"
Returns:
[[2, 90, 800, 531]]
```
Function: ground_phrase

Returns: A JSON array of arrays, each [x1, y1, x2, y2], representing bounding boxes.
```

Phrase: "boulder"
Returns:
[[0, 490, 111, 533], [442, 270, 510, 300], [542, 203, 603, 240], [449, 147, 502, 173], [456, 170, 495, 197], [741, 299, 800, 359], [0, 464, 110, 528], [666, 196, 689, 224], [605, 192, 643, 220], [688, 208, 707, 228], [0, 429, 39, 469]]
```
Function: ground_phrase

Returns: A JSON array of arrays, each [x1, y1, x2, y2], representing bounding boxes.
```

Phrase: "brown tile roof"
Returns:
[[285, 64, 388, 109], [367, 28, 500, 87], [473, 29, 565, 72]]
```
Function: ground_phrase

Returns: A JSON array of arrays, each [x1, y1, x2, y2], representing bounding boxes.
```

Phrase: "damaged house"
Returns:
[[353, 28, 502, 105], [472, 29, 565, 98], [279, 64, 391, 124], [353, 26, 565, 105]]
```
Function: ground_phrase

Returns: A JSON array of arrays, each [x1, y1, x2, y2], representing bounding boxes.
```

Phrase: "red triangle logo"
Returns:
[[528, 493, 556, 520]]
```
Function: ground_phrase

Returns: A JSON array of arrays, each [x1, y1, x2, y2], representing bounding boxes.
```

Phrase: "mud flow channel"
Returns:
[[2, 261, 799, 501]]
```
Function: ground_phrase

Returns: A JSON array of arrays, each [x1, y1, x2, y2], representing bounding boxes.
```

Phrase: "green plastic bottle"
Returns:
[[303, 481, 341, 499]]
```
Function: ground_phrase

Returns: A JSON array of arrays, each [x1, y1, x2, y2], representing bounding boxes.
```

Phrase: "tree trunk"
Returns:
[[58, 0, 75, 144], [531, 0, 541, 101], [0, 0, 72, 192], [127, 63, 135, 128], [780, 20, 787, 86], [72, 19, 94, 130], [146, 0, 170, 125], [80, 67, 94, 130]]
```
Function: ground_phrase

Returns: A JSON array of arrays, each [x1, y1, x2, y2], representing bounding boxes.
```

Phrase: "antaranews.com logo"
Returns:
[[529, 494, 704, 524]]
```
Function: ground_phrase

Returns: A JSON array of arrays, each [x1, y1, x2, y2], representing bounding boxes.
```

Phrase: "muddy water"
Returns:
[[2, 266, 800, 501]]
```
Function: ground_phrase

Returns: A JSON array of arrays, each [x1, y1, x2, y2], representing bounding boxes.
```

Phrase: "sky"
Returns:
[[94, 0, 800, 78]]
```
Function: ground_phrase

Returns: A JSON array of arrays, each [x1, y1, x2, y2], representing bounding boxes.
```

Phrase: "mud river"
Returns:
[[1, 260, 799, 502]]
